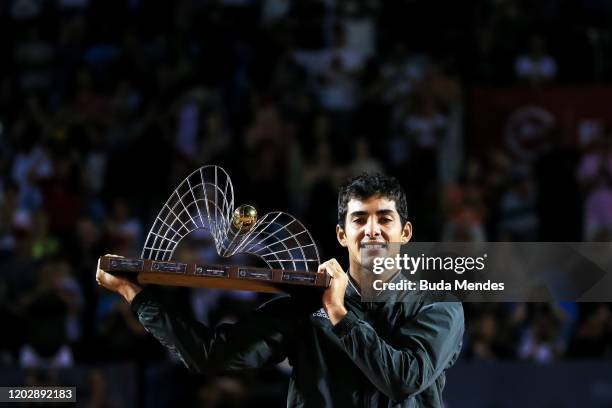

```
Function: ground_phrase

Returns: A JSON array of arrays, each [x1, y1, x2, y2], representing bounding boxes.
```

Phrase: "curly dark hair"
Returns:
[[337, 173, 408, 228]]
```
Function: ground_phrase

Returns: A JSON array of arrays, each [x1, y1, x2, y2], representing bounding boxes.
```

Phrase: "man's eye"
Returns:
[[380, 218, 393, 224], [352, 219, 366, 224]]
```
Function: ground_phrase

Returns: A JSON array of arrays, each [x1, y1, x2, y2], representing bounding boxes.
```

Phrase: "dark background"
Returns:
[[0, 0, 611, 406]]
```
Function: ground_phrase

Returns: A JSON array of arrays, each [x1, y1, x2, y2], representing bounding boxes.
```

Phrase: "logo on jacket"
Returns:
[[311, 308, 329, 319]]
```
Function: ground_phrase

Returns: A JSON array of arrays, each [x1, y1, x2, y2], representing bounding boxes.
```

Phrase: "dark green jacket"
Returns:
[[131, 281, 464, 407]]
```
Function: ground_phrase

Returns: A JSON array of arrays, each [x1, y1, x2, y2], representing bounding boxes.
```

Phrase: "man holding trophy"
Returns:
[[96, 172, 464, 407]]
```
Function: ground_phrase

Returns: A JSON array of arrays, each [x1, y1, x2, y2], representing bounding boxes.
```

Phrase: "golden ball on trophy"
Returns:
[[232, 204, 258, 233]]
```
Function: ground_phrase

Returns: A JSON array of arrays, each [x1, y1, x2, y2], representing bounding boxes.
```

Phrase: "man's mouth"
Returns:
[[359, 242, 388, 250]]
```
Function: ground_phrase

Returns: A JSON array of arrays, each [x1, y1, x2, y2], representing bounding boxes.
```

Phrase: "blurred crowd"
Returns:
[[1, 0, 612, 406]]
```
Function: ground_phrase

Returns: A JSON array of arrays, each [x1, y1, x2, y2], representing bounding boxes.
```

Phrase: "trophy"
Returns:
[[98, 165, 328, 293]]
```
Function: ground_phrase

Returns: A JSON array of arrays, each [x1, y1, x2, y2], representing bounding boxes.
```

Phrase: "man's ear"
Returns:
[[336, 224, 348, 247], [400, 221, 412, 244]]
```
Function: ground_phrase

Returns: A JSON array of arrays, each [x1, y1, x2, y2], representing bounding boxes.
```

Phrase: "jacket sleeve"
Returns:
[[130, 287, 296, 374], [331, 301, 464, 402]]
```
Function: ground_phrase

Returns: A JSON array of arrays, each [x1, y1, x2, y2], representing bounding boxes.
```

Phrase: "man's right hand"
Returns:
[[96, 254, 143, 304]]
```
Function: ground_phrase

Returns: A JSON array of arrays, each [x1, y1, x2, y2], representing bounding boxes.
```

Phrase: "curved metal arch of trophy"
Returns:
[[141, 165, 321, 273]]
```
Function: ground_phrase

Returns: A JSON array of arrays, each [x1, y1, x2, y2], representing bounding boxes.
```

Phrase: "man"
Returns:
[[96, 173, 464, 407]]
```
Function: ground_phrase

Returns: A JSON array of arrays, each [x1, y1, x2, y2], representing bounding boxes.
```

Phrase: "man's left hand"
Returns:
[[318, 258, 348, 325]]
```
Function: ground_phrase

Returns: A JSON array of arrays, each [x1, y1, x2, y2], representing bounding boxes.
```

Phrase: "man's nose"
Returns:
[[365, 218, 381, 238]]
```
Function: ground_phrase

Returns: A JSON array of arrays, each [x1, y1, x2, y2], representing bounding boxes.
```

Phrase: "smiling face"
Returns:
[[337, 194, 412, 276]]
